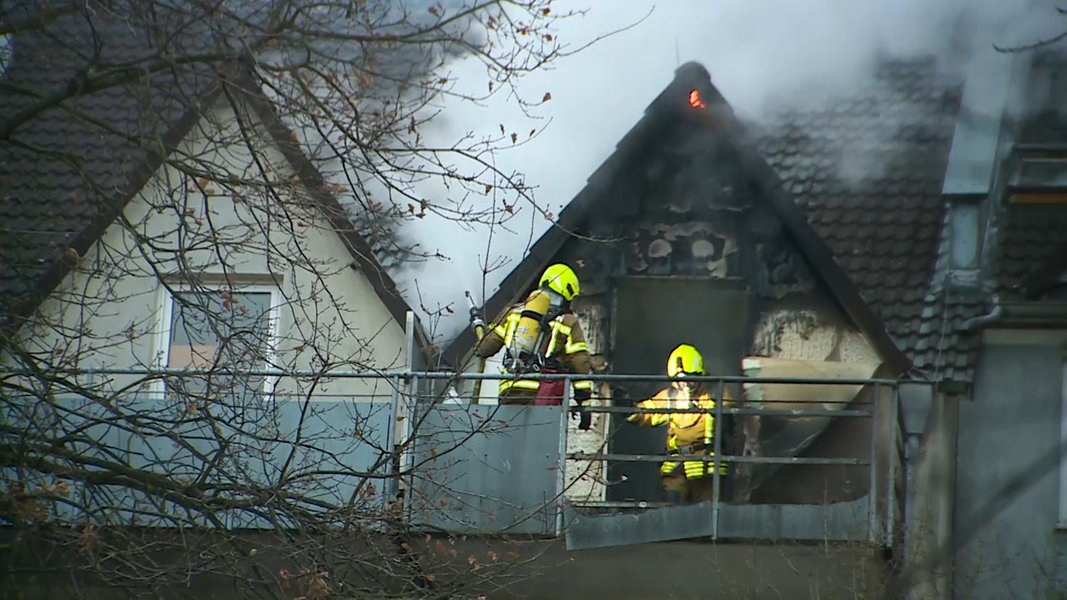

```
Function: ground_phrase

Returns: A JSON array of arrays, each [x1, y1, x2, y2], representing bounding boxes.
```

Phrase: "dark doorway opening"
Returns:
[[606, 276, 749, 502]]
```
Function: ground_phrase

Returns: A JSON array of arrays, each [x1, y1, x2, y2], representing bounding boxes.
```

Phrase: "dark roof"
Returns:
[[0, 8, 216, 324], [995, 203, 1067, 299], [751, 58, 971, 382], [441, 61, 913, 375], [0, 8, 429, 351]]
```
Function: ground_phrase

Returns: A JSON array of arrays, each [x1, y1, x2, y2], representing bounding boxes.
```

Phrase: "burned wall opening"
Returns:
[[606, 276, 749, 502]]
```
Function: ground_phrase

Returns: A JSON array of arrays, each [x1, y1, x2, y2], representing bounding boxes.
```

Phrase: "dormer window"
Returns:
[[1008, 157, 1067, 202], [1009, 51, 1067, 204], [1018, 51, 1067, 146]]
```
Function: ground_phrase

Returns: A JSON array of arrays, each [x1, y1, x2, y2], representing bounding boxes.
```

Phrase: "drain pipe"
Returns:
[[960, 294, 1004, 332]]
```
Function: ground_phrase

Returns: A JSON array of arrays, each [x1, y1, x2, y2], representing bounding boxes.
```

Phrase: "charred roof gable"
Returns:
[[442, 61, 923, 376]]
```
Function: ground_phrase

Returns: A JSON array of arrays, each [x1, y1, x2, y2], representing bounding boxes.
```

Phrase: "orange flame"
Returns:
[[688, 88, 707, 109]]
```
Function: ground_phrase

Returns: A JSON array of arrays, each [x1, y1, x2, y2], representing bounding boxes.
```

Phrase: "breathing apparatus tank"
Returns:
[[505, 287, 566, 371]]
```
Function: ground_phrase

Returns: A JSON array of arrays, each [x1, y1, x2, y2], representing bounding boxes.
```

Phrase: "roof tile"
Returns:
[[995, 204, 1067, 298], [0, 10, 214, 319], [749, 57, 967, 380]]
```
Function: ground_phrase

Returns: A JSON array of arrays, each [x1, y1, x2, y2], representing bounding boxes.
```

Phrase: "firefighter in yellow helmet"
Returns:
[[627, 343, 732, 504], [473, 263, 594, 429]]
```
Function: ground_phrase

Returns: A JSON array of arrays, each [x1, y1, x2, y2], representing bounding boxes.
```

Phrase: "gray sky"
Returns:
[[390, 0, 1056, 345]]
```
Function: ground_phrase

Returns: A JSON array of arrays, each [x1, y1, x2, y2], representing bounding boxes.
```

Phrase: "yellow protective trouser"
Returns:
[[662, 472, 732, 504], [498, 376, 539, 403], [498, 386, 537, 405], [661, 439, 728, 479]]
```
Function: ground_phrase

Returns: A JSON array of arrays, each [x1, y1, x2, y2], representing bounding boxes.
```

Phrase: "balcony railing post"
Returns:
[[712, 378, 724, 541], [384, 374, 402, 518], [886, 382, 901, 548], [868, 381, 880, 545], [402, 373, 419, 523], [555, 376, 572, 536]]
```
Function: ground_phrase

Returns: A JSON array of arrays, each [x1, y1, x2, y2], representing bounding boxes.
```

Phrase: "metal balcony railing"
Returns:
[[431, 371, 905, 549], [1, 367, 911, 549]]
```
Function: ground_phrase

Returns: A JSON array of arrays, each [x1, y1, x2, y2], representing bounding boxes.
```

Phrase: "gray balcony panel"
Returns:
[[409, 404, 564, 535], [2, 395, 392, 529], [563, 497, 870, 550], [716, 497, 870, 541], [563, 501, 716, 550]]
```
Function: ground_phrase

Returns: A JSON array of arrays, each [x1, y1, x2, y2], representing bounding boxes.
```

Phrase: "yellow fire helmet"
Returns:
[[539, 263, 580, 302], [667, 343, 705, 378]]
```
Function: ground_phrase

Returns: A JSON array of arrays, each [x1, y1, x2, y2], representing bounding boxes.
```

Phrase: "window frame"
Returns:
[[153, 282, 282, 402]]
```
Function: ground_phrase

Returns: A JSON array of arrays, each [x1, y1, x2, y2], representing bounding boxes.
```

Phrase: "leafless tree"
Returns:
[[0, 1, 611, 597]]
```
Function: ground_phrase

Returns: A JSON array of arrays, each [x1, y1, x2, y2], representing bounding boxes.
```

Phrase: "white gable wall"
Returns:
[[9, 95, 407, 402]]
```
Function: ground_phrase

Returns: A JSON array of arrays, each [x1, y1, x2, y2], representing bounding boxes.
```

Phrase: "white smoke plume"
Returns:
[[391, 0, 1063, 348]]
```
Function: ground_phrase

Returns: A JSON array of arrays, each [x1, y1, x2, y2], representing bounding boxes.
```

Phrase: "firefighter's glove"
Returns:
[[626, 401, 641, 423], [571, 388, 592, 431], [570, 405, 592, 431]]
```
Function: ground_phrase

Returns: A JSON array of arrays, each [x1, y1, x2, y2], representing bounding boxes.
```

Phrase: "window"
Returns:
[[1006, 54, 1067, 203], [1007, 158, 1067, 202], [157, 285, 280, 403], [949, 200, 981, 270], [1019, 56, 1067, 145]]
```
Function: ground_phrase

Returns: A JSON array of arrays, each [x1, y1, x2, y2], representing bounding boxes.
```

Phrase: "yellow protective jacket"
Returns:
[[627, 384, 729, 478], [474, 291, 593, 399]]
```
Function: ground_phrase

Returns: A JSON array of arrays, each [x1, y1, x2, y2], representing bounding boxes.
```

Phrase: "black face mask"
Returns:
[[540, 287, 570, 321]]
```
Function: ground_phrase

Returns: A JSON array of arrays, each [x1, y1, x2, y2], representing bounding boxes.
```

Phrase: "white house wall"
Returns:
[[9, 96, 407, 403]]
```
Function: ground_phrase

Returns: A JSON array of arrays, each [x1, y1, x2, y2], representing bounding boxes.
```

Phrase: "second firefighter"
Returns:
[[627, 343, 732, 504]]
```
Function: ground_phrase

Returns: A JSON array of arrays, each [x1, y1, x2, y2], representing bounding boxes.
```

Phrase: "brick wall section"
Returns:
[[562, 303, 610, 503]]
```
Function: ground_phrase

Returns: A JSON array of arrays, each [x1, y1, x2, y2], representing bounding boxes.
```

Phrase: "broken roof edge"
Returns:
[[440, 61, 912, 377], [231, 69, 436, 364]]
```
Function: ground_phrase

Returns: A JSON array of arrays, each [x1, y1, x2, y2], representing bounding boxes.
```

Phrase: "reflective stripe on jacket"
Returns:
[[628, 385, 728, 478]]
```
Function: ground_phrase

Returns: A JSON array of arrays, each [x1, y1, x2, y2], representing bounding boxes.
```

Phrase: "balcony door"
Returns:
[[607, 277, 748, 502]]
